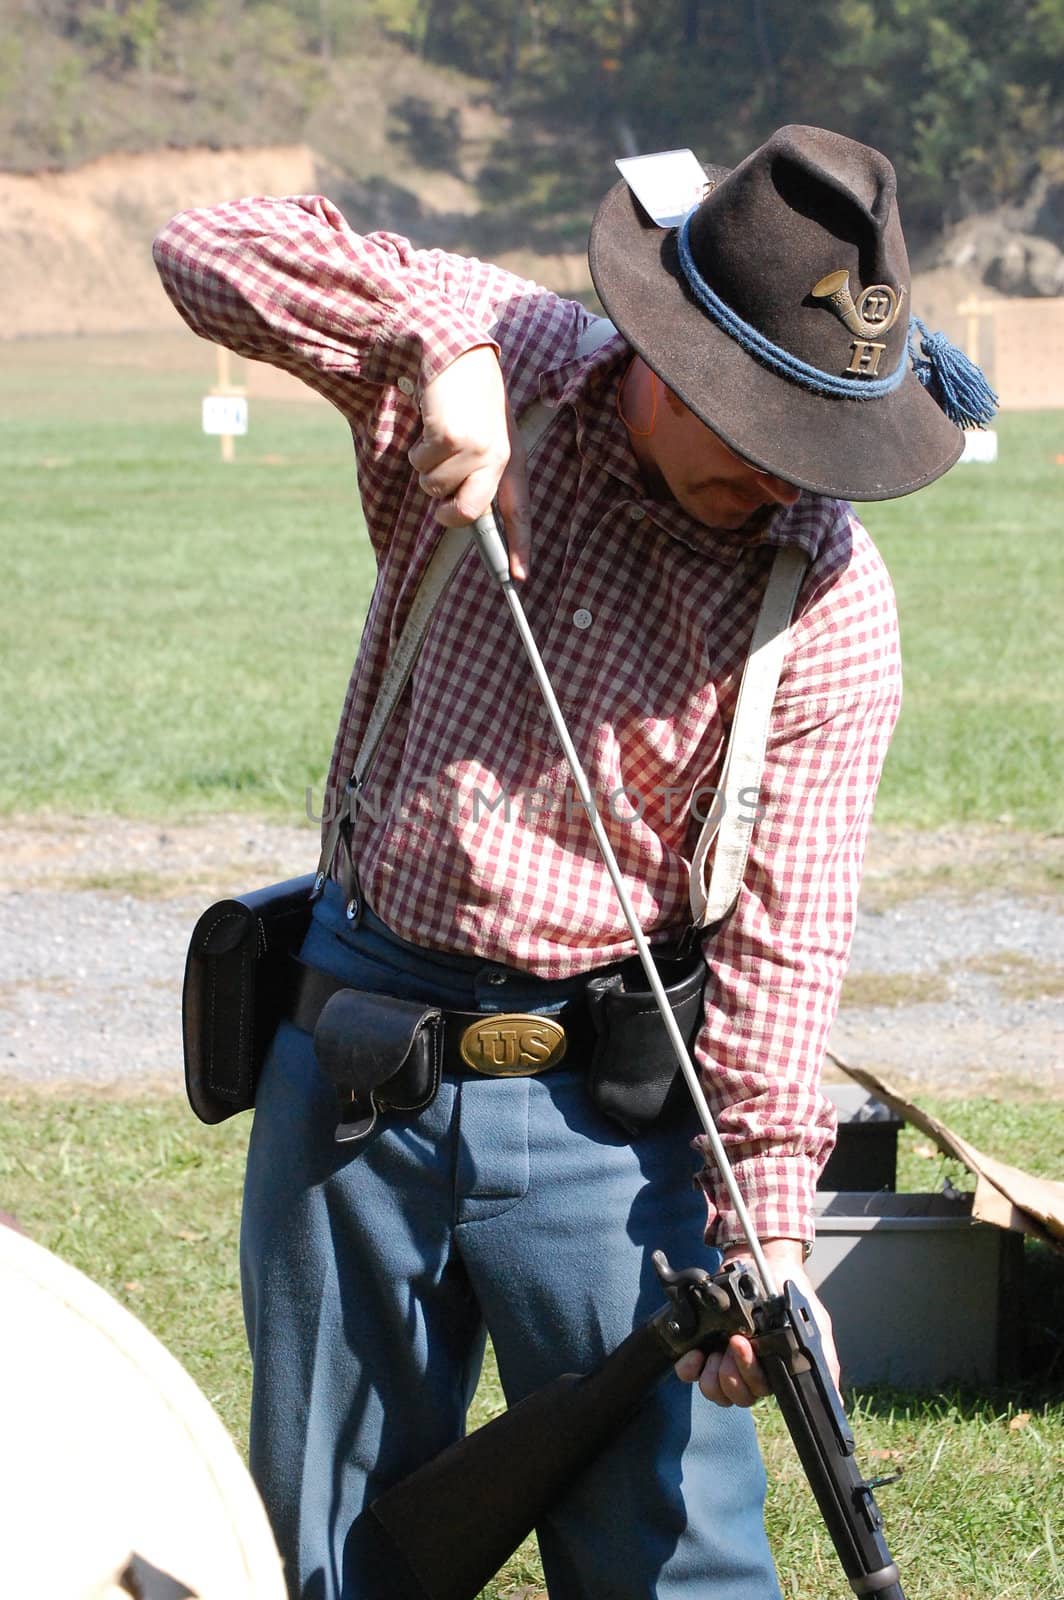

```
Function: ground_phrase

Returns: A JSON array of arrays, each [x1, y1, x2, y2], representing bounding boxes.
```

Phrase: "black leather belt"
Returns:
[[291, 961, 595, 1077]]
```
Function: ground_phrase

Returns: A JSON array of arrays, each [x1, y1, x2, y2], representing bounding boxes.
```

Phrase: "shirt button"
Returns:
[[488, 972, 508, 986], [628, 505, 646, 522], [573, 608, 593, 630], [397, 376, 416, 396]]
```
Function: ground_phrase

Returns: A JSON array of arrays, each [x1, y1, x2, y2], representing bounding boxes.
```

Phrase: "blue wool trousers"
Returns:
[[240, 885, 781, 1600]]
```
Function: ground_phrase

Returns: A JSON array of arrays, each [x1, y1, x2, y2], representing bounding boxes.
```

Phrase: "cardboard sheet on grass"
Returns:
[[828, 1055, 1064, 1249]]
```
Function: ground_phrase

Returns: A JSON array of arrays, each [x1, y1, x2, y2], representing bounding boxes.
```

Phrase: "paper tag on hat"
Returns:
[[615, 149, 709, 229]]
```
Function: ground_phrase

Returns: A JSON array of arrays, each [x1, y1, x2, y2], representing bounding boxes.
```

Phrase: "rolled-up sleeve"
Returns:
[[695, 512, 903, 1249]]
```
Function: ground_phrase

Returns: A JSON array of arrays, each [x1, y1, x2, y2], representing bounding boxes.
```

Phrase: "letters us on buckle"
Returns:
[[459, 1014, 567, 1076]]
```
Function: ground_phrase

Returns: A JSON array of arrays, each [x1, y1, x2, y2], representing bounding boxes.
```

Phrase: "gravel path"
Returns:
[[0, 817, 310, 1090], [1, 817, 1060, 1097], [829, 892, 1062, 1092]]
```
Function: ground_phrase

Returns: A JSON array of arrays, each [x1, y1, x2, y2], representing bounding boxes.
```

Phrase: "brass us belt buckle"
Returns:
[[459, 1014, 567, 1076]]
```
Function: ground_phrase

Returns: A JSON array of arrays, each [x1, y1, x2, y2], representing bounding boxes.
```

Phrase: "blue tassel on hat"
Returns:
[[909, 317, 998, 429]]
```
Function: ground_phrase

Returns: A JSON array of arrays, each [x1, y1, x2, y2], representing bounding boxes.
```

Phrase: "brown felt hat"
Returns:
[[588, 124, 965, 501]]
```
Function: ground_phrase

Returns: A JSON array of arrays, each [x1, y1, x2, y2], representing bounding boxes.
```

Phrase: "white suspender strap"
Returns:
[[313, 519, 474, 887], [689, 542, 810, 928], [341, 522, 470, 802]]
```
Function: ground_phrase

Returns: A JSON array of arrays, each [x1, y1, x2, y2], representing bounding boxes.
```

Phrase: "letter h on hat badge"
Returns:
[[812, 269, 904, 376]]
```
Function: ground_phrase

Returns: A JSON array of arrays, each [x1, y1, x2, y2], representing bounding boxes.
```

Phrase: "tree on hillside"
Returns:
[[1, 0, 1061, 244], [392, 0, 1064, 234]]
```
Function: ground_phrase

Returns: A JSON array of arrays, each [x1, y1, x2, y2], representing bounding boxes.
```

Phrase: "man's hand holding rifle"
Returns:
[[687, 1238, 840, 1407]]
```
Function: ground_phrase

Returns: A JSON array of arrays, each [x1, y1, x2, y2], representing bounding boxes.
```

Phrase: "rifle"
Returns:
[[370, 513, 907, 1600], [371, 1253, 904, 1600]]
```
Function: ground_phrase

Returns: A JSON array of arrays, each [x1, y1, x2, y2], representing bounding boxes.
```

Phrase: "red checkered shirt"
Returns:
[[154, 195, 903, 1247]]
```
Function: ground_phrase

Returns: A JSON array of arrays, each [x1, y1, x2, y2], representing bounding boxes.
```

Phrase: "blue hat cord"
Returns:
[[675, 208, 998, 428]]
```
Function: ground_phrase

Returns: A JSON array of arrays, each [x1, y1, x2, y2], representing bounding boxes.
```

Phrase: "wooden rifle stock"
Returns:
[[372, 1318, 677, 1600], [370, 1257, 906, 1600]]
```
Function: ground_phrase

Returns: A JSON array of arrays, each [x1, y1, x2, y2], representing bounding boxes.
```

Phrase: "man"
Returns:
[[154, 125, 988, 1599]]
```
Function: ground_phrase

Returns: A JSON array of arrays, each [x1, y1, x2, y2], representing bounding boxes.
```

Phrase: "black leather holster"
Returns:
[[586, 952, 707, 1133], [181, 875, 315, 1124]]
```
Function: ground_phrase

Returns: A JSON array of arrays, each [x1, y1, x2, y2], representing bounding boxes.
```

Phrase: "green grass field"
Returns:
[[1, 338, 1062, 1598], [1, 336, 1061, 830], [1, 1090, 1060, 1600], [0, 336, 369, 817]]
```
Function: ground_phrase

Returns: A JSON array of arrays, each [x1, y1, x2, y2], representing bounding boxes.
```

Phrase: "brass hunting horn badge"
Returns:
[[811, 269, 905, 376]]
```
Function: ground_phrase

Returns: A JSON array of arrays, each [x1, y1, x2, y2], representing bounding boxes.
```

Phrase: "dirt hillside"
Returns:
[[2, 146, 322, 338], [2, 144, 984, 341]]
